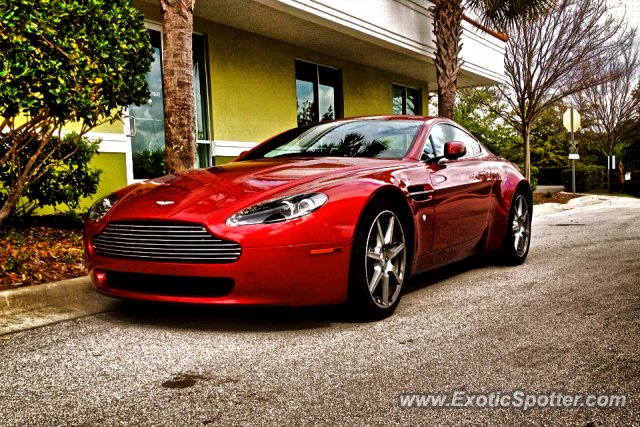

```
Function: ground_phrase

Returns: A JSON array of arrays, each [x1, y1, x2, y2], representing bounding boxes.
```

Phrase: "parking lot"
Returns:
[[1, 197, 638, 426]]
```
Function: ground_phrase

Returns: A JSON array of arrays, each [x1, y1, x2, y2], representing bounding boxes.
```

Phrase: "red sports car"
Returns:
[[84, 116, 532, 319]]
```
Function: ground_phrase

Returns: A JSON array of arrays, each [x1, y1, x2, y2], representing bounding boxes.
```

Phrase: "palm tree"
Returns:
[[160, 0, 197, 174], [431, 0, 551, 119]]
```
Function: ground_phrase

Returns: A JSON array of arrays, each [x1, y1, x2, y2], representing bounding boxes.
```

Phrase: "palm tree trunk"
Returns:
[[160, 0, 196, 174], [432, 0, 464, 119]]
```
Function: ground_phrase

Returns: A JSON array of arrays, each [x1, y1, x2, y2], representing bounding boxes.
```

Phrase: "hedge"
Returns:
[[537, 167, 566, 185], [561, 165, 604, 192], [517, 164, 538, 192]]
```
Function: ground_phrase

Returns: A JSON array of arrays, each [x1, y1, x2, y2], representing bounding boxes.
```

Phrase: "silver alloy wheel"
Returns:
[[512, 195, 531, 257], [365, 210, 406, 308]]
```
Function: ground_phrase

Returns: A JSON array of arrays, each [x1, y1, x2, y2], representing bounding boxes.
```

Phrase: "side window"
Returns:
[[429, 124, 458, 157], [466, 134, 482, 156], [425, 124, 481, 159], [421, 135, 435, 160], [450, 127, 474, 158]]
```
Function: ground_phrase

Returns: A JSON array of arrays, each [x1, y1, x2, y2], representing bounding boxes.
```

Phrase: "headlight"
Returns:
[[87, 193, 118, 222], [226, 193, 328, 226]]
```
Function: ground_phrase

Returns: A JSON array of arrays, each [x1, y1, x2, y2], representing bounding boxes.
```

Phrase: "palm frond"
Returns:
[[464, 0, 553, 32]]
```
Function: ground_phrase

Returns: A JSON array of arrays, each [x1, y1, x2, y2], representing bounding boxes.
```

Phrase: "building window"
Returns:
[[392, 84, 421, 115], [296, 60, 342, 127], [193, 33, 211, 169]]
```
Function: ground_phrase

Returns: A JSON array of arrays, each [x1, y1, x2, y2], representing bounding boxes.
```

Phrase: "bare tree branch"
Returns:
[[572, 44, 640, 191], [474, 0, 634, 181]]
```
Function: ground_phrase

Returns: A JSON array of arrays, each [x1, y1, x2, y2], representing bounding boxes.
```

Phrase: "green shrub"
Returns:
[[132, 148, 166, 179], [0, 0, 153, 227], [561, 165, 604, 192], [624, 182, 640, 197], [517, 164, 538, 192], [537, 167, 566, 185], [0, 133, 103, 217]]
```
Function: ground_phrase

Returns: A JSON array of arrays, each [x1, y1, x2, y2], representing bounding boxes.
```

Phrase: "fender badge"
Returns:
[[156, 201, 174, 205]]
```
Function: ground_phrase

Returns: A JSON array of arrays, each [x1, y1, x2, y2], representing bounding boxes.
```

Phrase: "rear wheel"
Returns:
[[348, 201, 408, 320], [499, 190, 532, 265]]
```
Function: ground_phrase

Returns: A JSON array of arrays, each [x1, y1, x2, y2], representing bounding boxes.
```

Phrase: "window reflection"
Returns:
[[296, 60, 342, 126], [130, 30, 211, 179], [392, 84, 421, 115], [246, 120, 423, 160]]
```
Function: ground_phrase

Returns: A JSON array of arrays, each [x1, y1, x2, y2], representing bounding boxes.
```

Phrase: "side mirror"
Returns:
[[443, 141, 466, 160]]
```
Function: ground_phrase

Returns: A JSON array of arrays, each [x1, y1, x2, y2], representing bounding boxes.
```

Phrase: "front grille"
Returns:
[[105, 271, 234, 297], [91, 221, 241, 263]]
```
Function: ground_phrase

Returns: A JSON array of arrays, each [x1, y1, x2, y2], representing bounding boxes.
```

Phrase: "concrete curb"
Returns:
[[1, 276, 92, 315], [533, 194, 612, 217], [0, 276, 121, 336]]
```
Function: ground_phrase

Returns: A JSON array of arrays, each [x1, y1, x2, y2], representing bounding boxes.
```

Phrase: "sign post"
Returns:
[[563, 108, 581, 194], [607, 155, 616, 193]]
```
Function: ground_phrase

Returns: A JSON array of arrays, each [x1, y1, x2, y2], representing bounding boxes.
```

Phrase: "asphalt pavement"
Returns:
[[0, 197, 639, 426]]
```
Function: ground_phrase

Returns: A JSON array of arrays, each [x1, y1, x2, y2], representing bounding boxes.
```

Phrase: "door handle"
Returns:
[[124, 115, 136, 137]]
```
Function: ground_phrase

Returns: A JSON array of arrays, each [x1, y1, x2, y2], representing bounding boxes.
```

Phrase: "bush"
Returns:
[[0, 0, 153, 227], [517, 164, 538, 192], [537, 167, 566, 185], [561, 165, 604, 192], [132, 148, 166, 179], [625, 182, 640, 197], [0, 133, 103, 217]]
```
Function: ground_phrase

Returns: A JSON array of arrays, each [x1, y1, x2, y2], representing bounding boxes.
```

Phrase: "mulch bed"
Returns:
[[0, 215, 87, 292], [532, 192, 583, 205]]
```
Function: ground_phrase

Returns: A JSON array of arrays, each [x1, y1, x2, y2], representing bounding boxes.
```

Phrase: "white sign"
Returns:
[[563, 108, 581, 132], [568, 153, 580, 159]]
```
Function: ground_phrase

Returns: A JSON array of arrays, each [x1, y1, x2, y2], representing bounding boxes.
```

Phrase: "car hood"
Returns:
[[107, 157, 399, 223]]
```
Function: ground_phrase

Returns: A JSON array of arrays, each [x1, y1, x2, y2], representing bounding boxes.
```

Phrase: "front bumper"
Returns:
[[88, 239, 353, 307]]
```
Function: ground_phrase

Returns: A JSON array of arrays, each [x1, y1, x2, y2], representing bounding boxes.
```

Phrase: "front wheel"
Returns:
[[347, 201, 408, 320], [499, 191, 532, 265]]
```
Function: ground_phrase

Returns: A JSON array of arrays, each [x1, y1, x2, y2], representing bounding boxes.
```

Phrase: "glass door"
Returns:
[[130, 28, 166, 180], [128, 28, 211, 180]]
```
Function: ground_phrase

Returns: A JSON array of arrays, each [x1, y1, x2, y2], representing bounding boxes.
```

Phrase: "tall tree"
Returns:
[[160, 0, 196, 174], [474, 0, 633, 182], [430, 0, 551, 120], [574, 42, 640, 192]]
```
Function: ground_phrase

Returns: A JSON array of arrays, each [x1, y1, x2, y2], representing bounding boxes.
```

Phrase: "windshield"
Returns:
[[243, 120, 424, 160]]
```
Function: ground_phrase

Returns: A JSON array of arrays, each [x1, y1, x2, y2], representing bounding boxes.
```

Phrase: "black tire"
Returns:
[[498, 188, 532, 265], [347, 200, 409, 320]]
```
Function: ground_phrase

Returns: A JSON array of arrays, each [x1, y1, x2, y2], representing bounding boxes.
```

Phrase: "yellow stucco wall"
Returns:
[[63, 118, 124, 135], [195, 19, 430, 144], [35, 152, 128, 214], [134, 0, 431, 145]]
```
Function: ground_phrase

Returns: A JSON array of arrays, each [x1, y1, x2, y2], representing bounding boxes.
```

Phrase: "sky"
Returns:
[[612, 0, 640, 46]]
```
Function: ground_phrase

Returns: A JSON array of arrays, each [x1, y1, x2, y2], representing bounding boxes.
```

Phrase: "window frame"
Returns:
[[295, 59, 343, 126], [392, 83, 422, 115], [420, 122, 484, 162], [193, 31, 213, 169]]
